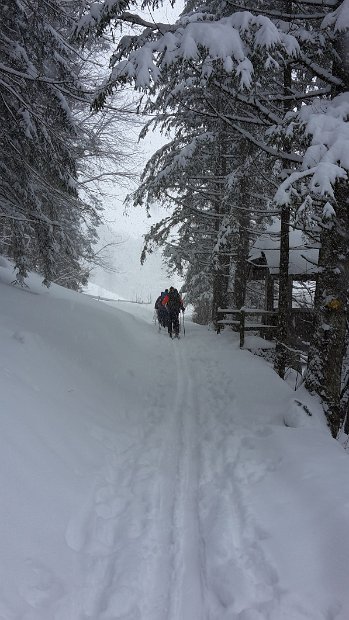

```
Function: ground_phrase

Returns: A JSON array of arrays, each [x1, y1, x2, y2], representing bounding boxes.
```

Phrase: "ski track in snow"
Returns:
[[10, 313, 339, 620], [63, 331, 282, 620], [2, 262, 349, 620], [54, 331, 201, 620], [63, 388, 173, 619], [167, 341, 205, 620], [63, 335, 208, 620], [58, 333, 293, 620], [191, 343, 280, 620]]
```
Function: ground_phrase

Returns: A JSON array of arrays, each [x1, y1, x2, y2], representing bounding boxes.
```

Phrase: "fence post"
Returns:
[[240, 309, 245, 348], [217, 307, 222, 334]]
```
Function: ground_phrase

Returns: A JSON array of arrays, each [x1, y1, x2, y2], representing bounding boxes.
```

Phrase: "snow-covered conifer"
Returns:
[[77, 0, 349, 430], [0, 0, 93, 285]]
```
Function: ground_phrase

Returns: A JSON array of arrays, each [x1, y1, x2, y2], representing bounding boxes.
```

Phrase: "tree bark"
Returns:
[[212, 129, 231, 326], [305, 28, 349, 436], [274, 62, 292, 378], [233, 177, 250, 309], [305, 180, 349, 436]]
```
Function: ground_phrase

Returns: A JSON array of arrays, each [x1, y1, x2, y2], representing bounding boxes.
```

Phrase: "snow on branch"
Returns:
[[322, 0, 349, 30], [90, 10, 300, 93], [276, 93, 349, 204], [74, 0, 132, 39]]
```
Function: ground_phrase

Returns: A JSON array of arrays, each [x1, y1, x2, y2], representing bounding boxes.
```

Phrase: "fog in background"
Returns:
[[86, 2, 184, 303]]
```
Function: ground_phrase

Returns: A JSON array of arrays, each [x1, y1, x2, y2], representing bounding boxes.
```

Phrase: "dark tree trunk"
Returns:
[[212, 258, 230, 324], [343, 338, 349, 434], [305, 180, 349, 436], [234, 230, 249, 309], [274, 63, 292, 378], [212, 129, 231, 327], [233, 179, 250, 309], [305, 30, 349, 436]]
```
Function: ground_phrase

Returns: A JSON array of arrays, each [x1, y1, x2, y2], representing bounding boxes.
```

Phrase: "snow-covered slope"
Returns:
[[1, 258, 349, 620]]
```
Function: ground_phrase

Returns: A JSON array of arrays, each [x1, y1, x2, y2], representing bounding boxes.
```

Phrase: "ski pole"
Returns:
[[182, 310, 186, 336]]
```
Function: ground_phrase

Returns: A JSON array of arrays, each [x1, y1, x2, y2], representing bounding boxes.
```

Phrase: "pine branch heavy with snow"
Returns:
[[76, 0, 349, 431]]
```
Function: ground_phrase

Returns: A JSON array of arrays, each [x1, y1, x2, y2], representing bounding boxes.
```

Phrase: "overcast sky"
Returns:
[[87, 1, 185, 297], [99, 0, 184, 237]]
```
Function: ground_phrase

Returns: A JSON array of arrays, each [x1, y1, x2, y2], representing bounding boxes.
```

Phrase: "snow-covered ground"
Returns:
[[1, 257, 349, 620]]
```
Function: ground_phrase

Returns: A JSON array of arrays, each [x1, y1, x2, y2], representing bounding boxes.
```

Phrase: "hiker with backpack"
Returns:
[[162, 287, 185, 338], [154, 289, 169, 328]]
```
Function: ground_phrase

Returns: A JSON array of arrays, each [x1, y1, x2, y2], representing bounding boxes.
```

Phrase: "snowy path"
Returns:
[[183, 335, 281, 620], [61, 326, 303, 620], [2, 270, 349, 620], [167, 342, 205, 620], [63, 333, 208, 620]]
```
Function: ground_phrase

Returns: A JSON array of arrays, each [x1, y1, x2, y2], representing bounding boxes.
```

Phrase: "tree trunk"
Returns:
[[233, 179, 250, 309], [305, 29, 349, 436], [212, 257, 230, 324], [212, 126, 231, 326], [305, 180, 349, 436], [274, 62, 292, 378], [343, 336, 349, 434]]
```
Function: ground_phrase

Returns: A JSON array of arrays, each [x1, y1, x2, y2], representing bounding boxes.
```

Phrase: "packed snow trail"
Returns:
[[1, 265, 349, 619], [167, 342, 205, 620], [61, 318, 349, 620], [63, 328, 207, 620]]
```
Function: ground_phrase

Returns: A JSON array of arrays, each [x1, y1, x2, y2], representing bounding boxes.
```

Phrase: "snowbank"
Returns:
[[1, 258, 349, 619]]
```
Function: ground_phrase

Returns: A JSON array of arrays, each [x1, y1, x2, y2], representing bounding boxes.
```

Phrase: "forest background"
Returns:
[[1, 0, 349, 436]]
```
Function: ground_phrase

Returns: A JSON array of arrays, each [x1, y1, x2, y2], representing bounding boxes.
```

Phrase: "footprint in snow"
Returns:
[[12, 331, 25, 344], [241, 436, 256, 450], [255, 425, 273, 438], [94, 486, 130, 519], [18, 559, 63, 609], [95, 494, 129, 519], [236, 610, 265, 620]]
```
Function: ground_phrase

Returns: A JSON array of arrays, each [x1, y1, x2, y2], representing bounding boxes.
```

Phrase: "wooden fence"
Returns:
[[217, 308, 278, 348]]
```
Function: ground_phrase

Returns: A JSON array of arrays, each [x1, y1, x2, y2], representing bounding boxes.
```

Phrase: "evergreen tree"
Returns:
[[77, 0, 349, 430], [0, 0, 96, 285]]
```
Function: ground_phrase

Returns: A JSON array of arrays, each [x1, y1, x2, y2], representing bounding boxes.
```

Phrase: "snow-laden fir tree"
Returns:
[[0, 0, 98, 286], [75, 0, 349, 433], [1, 0, 138, 289], [129, 32, 277, 325]]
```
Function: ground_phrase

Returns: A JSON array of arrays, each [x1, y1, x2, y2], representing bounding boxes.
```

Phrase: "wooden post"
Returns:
[[240, 309, 245, 348], [265, 275, 274, 312], [265, 275, 274, 340], [217, 307, 222, 334], [288, 276, 293, 310]]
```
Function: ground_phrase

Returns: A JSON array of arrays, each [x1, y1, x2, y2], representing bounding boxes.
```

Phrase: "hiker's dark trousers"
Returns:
[[157, 306, 168, 327], [168, 310, 180, 335]]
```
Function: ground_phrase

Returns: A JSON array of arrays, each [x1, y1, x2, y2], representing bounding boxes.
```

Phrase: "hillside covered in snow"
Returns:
[[1, 257, 349, 620]]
